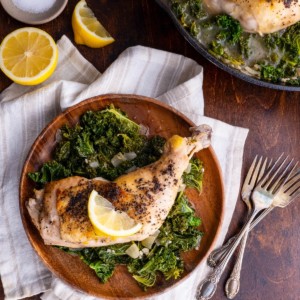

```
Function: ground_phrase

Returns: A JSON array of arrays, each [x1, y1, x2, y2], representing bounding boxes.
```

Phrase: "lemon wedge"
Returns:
[[0, 27, 58, 85], [72, 0, 115, 48], [88, 190, 142, 237]]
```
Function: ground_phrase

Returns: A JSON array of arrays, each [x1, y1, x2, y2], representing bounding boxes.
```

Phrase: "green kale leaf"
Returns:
[[128, 247, 183, 288], [28, 161, 71, 184], [158, 192, 203, 250], [215, 14, 242, 44], [59, 243, 132, 283], [182, 157, 204, 191]]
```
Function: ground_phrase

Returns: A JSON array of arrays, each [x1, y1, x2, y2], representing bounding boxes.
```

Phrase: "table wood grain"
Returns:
[[0, 1, 299, 299]]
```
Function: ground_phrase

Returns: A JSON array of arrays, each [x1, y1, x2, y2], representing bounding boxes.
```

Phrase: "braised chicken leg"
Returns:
[[27, 125, 212, 248], [203, 0, 300, 34]]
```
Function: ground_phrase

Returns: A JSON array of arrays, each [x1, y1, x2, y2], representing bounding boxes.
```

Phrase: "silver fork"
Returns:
[[225, 168, 300, 299], [224, 156, 266, 299], [207, 156, 267, 268], [207, 169, 300, 268], [196, 156, 298, 300]]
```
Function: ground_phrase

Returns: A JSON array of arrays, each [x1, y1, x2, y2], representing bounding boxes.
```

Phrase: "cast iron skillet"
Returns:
[[155, 0, 300, 92]]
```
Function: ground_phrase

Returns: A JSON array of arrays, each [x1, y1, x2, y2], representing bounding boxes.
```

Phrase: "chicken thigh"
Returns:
[[203, 0, 300, 34], [27, 124, 212, 248]]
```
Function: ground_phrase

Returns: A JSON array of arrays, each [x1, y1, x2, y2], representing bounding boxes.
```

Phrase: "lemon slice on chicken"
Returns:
[[72, 0, 115, 48], [88, 190, 142, 237]]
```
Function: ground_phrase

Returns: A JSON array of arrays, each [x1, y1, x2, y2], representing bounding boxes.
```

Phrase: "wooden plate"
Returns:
[[20, 94, 224, 299]]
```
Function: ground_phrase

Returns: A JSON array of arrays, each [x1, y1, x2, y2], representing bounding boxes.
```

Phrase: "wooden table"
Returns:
[[0, 1, 299, 299]]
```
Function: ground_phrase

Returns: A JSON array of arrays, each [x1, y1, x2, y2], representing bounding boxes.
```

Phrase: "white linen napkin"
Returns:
[[0, 36, 248, 300]]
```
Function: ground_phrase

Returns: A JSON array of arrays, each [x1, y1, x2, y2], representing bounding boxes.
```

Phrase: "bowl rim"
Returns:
[[155, 0, 300, 92], [1, 0, 68, 24], [19, 93, 225, 299]]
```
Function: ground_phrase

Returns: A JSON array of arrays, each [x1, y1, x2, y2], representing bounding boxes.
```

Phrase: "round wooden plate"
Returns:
[[20, 94, 224, 299]]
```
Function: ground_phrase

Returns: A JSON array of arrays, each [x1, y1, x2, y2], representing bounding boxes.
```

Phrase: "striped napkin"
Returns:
[[0, 36, 248, 300]]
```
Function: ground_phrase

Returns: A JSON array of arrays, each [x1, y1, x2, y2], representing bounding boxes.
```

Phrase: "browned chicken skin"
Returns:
[[203, 0, 300, 34]]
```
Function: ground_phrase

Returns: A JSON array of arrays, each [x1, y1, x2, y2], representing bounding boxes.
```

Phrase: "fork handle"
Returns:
[[207, 206, 274, 268], [196, 211, 258, 300], [224, 228, 249, 299], [207, 235, 236, 268]]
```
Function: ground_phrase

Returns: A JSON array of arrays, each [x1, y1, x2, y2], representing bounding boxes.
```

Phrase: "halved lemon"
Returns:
[[72, 0, 115, 48], [88, 190, 142, 237], [0, 27, 58, 85]]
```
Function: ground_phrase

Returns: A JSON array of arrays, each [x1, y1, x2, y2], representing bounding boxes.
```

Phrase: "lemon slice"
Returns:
[[0, 27, 58, 85], [72, 0, 115, 48], [88, 190, 142, 237]]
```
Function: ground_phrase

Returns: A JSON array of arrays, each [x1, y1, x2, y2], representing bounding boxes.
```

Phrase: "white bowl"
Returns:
[[1, 0, 68, 24]]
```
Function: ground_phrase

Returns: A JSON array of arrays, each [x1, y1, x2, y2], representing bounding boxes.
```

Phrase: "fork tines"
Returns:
[[257, 154, 299, 194], [283, 169, 300, 197], [244, 156, 268, 187]]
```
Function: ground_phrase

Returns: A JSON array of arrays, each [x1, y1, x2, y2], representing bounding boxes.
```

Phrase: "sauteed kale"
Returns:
[[170, 0, 300, 85], [29, 105, 166, 184], [182, 157, 204, 192], [29, 105, 204, 288]]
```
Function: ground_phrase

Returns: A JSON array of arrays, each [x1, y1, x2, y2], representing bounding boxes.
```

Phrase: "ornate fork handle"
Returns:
[[207, 234, 236, 268], [207, 206, 273, 268], [224, 231, 248, 299]]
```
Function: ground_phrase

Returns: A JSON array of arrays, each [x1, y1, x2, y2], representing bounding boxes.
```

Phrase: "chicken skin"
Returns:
[[203, 0, 300, 34], [27, 124, 212, 248]]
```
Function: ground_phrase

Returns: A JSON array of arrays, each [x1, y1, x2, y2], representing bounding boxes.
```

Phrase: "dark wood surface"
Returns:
[[0, 0, 299, 299]]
